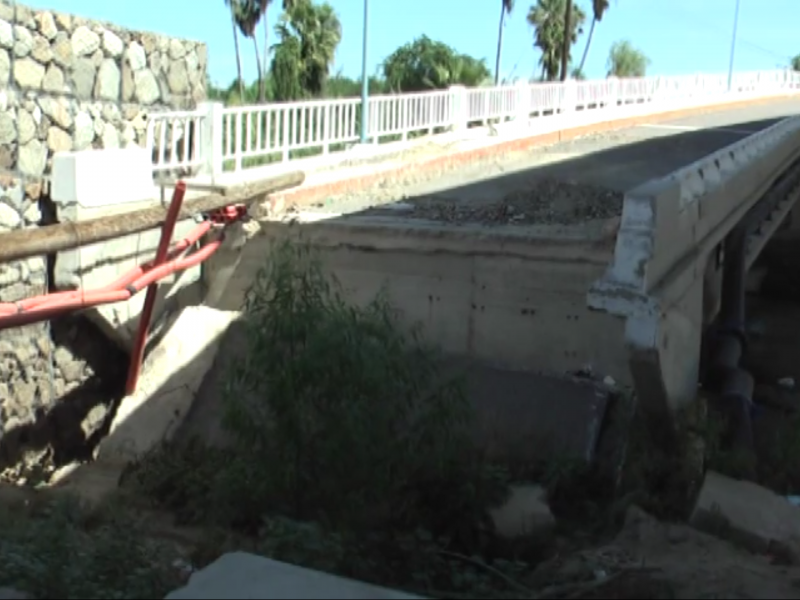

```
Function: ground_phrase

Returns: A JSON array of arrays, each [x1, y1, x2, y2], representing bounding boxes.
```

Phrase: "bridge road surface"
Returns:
[[304, 98, 800, 218]]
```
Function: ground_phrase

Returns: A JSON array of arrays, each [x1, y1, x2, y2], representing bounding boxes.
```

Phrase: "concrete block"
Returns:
[[50, 150, 203, 351], [165, 552, 424, 600], [95, 306, 238, 465], [489, 484, 555, 540], [690, 470, 800, 552], [51, 148, 156, 208]]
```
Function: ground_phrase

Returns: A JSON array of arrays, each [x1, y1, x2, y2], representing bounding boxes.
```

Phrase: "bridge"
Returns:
[[3, 66, 800, 597]]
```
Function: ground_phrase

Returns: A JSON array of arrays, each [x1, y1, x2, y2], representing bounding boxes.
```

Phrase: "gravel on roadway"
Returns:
[[361, 178, 623, 226]]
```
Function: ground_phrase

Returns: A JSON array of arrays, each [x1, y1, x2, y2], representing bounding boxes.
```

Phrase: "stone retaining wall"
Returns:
[[0, 0, 207, 473]]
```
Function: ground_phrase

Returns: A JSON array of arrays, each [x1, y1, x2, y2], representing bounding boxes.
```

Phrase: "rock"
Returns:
[[12, 25, 33, 58], [167, 60, 189, 94], [36, 11, 58, 40], [42, 64, 65, 93], [30, 34, 52, 63], [73, 110, 94, 149], [126, 41, 146, 71], [94, 58, 120, 100], [71, 25, 100, 56], [101, 122, 120, 148], [489, 484, 556, 540], [47, 126, 72, 152], [17, 139, 47, 177], [51, 33, 72, 68], [13, 58, 45, 89], [37, 96, 72, 129], [71, 58, 96, 97], [133, 68, 160, 104], [0, 49, 9, 85], [168, 38, 187, 60], [0, 111, 15, 144], [17, 109, 36, 145], [0, 19, 12, 49], [102, 29, 124, 57], [690, 470, 800, 553], [0, 203, 21, 229]]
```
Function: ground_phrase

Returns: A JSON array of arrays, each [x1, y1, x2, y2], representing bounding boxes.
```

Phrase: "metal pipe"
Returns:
[[727, 0, 741, 91], [359, 0, 369, 144], [0, 171, 304, 264], [125, 182, 187, 395]]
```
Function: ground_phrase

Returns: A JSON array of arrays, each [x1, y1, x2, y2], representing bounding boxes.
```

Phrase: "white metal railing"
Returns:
[[145, 69, 800, 180]]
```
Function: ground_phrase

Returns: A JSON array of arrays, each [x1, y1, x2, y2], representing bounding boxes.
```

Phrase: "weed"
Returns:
[[129, 238, 515, 595], [0, 495, 182, 599]]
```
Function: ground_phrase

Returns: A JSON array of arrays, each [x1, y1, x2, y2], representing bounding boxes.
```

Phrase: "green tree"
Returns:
[[791, 54, 800, 71], [527, 0, 585, 81], [494, 0, 515, 85], [224, 0, 246, 100], [607, 39, 649, 78], [382, 36, 491, 92], [271, 0, 342, 100], [231, 0, 267, 101], [577, 0, 610, 75]]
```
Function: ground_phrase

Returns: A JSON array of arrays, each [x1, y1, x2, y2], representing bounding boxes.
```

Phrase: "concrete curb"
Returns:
[[268, 93, 799, 212]]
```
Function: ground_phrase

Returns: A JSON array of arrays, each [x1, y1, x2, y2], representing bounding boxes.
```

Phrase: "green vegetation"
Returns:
[[606, 40, 650, 78]]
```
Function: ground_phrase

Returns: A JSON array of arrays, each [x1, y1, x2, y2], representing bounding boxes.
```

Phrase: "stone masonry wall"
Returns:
[[0, 0, 207, 472]]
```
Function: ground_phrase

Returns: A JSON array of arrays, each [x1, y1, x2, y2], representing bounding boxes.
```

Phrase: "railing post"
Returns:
[[323, 103, 331, 154], [516, 81, 530, 125], [198, 101, 224, 183], [448, 85, 468, 132], [561, 79, 576, 113]]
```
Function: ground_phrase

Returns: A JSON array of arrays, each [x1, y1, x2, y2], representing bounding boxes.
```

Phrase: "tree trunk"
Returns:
[[260, 7, 269, 102], [231, 15, 245, 100], [560, 0, 572, 81], [494, 2, 506, 86], [578, 17, 596, 75], [253, 36, 264, 103]]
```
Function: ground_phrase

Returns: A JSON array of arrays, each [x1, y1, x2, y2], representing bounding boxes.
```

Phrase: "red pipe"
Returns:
[[0, 232, 221, 328], [0, 221, 212, 315], [125, 182, 187, 395]]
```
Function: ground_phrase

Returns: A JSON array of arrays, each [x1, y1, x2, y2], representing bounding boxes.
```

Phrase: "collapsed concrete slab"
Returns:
[[95, 305, 237, 465], [690, 470, 800, 554], [165, 552, 424, 600]]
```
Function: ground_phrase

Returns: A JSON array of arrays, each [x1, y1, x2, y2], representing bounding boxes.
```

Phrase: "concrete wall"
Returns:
[[214, 217, 629, 383], [0, 0, 206, 468]]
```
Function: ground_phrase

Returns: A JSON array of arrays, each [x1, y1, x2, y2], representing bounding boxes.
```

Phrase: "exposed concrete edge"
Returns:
[[259, 216, 616, 264], [267, 93, 800, 211]]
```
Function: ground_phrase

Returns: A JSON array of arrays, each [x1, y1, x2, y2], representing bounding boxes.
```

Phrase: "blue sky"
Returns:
[[37, 0, 798, 87]]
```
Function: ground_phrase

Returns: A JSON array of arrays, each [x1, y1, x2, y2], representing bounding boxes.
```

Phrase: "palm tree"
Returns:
[[494, 0, 515, 86], [527, 0, 584, 81], [224, 0, 246, 99], [258, 0, 296, 102], [233, 0, 266, 101], [273, 0, 341, 97], [559, 0, 572, 81], [577, 0, 609, 75]]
